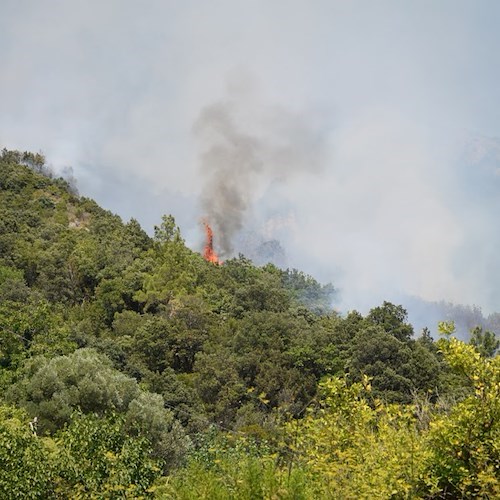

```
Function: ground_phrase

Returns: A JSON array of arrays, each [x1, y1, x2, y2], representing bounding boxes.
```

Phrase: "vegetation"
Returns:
[[0, 149, 498, 498]]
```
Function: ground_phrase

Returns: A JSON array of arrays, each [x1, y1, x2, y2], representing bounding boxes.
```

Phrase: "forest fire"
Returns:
[[202, 220, 221, 264]]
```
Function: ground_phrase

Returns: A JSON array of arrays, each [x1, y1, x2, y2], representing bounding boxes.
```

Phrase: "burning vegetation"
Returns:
[[202, 220, 221, 264]]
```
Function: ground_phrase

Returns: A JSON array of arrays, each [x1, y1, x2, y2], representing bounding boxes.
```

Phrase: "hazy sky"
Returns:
[[2, 0, 500, 314]]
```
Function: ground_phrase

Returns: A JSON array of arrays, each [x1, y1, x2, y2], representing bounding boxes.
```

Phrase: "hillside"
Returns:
[[0, 149, 498, 498]]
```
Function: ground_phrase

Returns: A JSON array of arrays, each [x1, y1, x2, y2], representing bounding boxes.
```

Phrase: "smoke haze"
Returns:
[[2, 1, 500, 324]]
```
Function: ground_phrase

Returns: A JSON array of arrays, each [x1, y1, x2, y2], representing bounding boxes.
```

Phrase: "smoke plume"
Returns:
[[194, 85, 329, 257]]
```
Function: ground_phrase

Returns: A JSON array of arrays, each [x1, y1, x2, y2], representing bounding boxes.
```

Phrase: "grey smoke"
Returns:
[[403, 294, 500, 341], [194, 89, 329, 256]]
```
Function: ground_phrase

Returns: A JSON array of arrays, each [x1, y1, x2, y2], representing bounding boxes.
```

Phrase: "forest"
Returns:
[[0, 149, 498, 498]]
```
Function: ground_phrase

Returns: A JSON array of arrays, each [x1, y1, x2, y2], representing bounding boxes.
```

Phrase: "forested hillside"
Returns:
[[0, 149, 498, 498]]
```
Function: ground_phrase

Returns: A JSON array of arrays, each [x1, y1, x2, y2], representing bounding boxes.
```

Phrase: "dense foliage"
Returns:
[[0, 149, 498, 498]]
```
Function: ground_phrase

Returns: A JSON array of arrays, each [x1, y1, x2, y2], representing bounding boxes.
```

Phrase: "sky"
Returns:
[[2, 0, 500, 319]]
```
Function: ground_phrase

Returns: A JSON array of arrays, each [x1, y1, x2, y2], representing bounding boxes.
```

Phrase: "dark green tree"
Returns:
[[469, 326, 499, 358], [366, 301, 414, 342]]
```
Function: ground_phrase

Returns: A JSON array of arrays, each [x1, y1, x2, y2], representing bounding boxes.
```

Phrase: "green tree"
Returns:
[[125, 391, 190, 470], [469, 325, 499, 358], [0, 404, 55, 499], [281, 267, 335, 315], [55, 411, 161, 498], [424, 335, 500, 498], [195, 353, 245, 426], [366, 301, 414, 342], [287, 377, 428, 498], [348, 327, 414, 403], [154, 214, 181, 245], [7, 348, 139, 433], [136, 218, 203, 312]]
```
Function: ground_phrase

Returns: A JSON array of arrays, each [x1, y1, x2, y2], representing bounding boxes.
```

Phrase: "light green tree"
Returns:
[[0, 404, 55, 499], [287, 376, 428, 498], [54, 411, 162, 498], [424, 331, 500, 497]]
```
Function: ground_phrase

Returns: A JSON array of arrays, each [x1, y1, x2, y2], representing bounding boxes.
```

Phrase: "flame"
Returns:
[[202, 220, 221, 264]]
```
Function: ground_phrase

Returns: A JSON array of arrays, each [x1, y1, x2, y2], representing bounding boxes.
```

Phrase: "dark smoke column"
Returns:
[[195, 102, 261, 257], [194, 87, 328, 258]]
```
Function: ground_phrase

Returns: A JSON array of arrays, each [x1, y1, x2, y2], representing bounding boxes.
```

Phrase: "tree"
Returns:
[[348, 327, 414, 402], [425, 335, 500, 498], [125, 392, 190, 470], [7, 348, 191, 474], [280, 267, 335, 315], [469, 326, 499, 358], [194, 346, 246, 427], [54, 411, 162, 497], [287, 377, 427, 498], [135, 221, 202, 312], [0, 404, 55, 499], [154, 214, 182, 245], [7, 348, 139, 433], [366, 301, 414, 342]]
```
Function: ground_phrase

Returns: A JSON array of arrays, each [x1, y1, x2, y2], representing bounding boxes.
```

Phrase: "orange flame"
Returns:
[[203, 220, 221, 264]]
